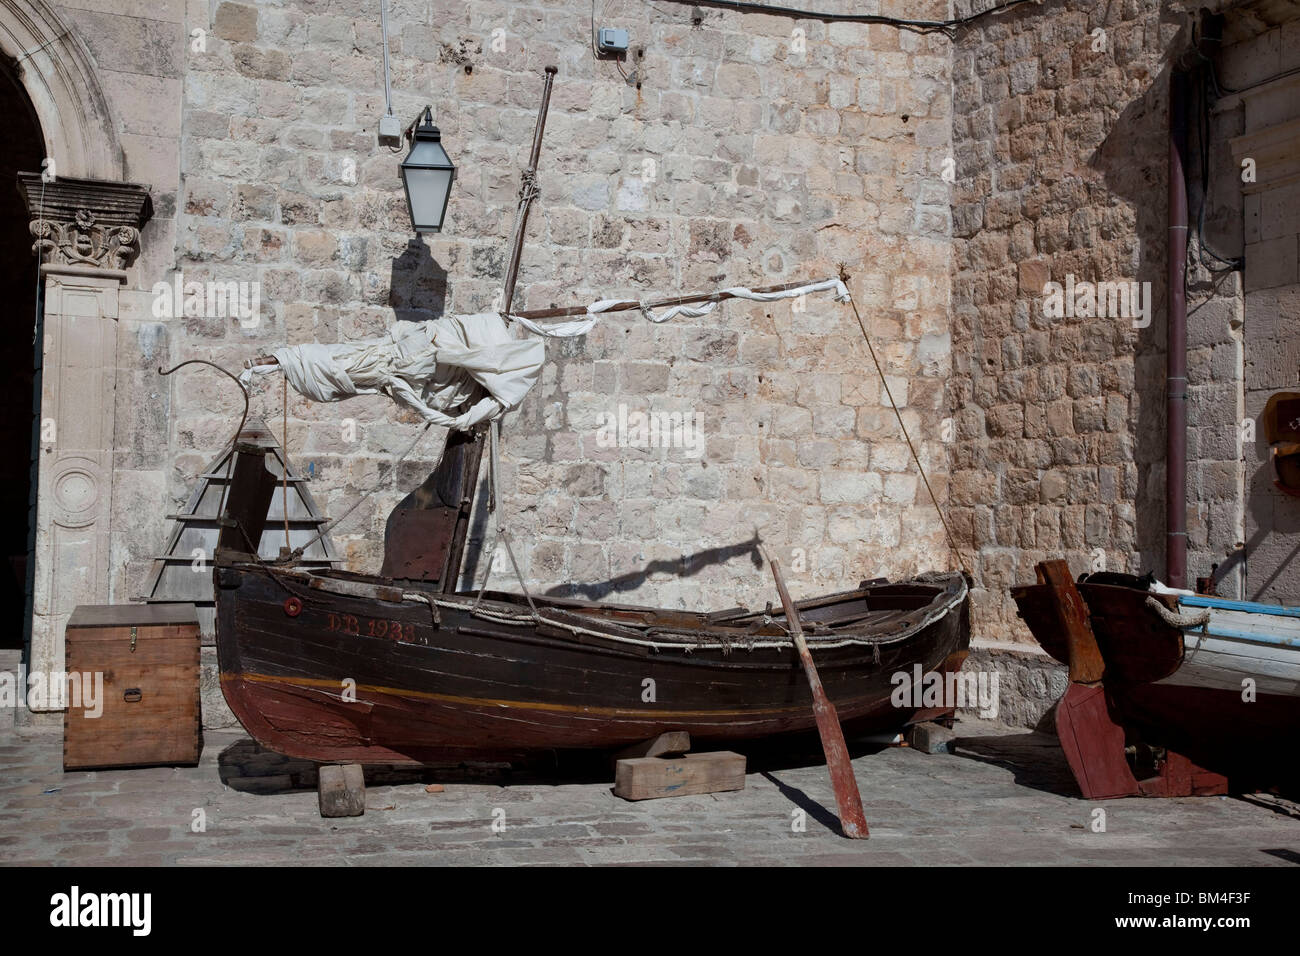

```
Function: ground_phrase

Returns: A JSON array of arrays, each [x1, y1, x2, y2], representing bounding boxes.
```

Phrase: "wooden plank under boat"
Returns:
[[1013, 567, 1300, 795]]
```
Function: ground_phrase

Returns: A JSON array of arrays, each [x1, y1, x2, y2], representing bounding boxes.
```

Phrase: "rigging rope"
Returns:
[[286, 421, 433, 561], [839, 269, 970, 577], [470, 419, 539, 615], [290, 569, 970, 654], [281, 376, 290, 551]]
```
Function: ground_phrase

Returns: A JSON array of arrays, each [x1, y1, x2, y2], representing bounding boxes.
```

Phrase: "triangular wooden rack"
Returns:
[[141, 418, 340, 643]]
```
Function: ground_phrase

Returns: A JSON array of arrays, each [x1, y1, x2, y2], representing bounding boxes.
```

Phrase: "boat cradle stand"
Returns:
[[1033, 560, 1228, 799]]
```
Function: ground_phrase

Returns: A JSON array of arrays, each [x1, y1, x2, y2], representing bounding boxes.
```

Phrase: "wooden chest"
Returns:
[[63, 603, 201, 771]]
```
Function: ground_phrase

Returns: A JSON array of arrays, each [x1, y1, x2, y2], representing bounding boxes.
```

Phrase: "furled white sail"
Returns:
[[241, 311, 544, 431], [506, 277, 850, 337], [240, 277, 847, 431]]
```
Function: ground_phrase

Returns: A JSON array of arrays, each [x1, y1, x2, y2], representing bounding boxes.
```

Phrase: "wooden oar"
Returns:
[[766, 553, 869, 839]]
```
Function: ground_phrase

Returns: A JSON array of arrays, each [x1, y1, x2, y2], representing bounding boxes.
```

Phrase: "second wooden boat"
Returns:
[[1013, 563, 1300, 797]]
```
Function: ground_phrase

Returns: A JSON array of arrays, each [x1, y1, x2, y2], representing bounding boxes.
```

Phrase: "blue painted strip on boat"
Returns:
[[1191, 626, 1300, 650], [1178, 594, 1300, 617]]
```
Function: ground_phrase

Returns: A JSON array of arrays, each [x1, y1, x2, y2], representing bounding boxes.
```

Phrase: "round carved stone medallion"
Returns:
[[53, 467, 98, 526]]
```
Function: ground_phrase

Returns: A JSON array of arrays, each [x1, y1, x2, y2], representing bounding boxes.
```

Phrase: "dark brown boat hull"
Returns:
[[216, 564, 970, 765]]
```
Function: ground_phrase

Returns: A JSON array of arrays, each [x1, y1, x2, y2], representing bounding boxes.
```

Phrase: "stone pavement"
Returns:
[[1, 719, 1297, 866]]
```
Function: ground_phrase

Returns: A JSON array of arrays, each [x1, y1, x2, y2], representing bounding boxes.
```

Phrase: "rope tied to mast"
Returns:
[[284, 422, 434, 562], [500, 171, 541, 316]]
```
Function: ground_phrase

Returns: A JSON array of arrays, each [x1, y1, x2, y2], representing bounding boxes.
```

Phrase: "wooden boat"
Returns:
[[1012, 563, 1300, 797], [207, 67, 971, 773], [213, 433, 971, 765]]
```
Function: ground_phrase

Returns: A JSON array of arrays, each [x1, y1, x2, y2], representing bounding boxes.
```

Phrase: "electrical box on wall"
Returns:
[[597, 28, 629, 55], [378, 112, 402, 145]]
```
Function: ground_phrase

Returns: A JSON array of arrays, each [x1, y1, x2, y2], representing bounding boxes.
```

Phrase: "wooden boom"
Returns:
[[244, 279, 832, 368]]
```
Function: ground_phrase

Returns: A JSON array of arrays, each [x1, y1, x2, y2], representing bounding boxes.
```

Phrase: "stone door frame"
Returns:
[[2, 0, 148, 721]]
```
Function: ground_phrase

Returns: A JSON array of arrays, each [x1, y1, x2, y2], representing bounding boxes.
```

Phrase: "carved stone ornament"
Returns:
[[17, 171, 153, 270]]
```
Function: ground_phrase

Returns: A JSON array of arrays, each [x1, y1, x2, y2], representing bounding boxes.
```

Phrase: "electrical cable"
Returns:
[[638, 0, 1036, 37], [592, 0, 635, 84], [1191, 63, 1243, 273]]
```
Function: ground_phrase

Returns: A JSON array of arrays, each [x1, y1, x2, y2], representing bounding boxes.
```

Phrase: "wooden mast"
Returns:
[[499, 65, 558, 318], [438, 65, 558, 592], [241, 70, 562, 591]]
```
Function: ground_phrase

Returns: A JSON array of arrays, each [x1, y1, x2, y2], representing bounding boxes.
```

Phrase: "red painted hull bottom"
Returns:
[[219, 673, 956, 766], [1056, 681, 1298, 799]]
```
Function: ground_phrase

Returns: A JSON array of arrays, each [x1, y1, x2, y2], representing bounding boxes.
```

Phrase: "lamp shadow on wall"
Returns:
[[388, 236, 448, 325]]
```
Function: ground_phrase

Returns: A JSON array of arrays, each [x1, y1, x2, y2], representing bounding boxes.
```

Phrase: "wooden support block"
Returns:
[[318, 763, 365, 817], [905, 721, 958, 754], [613, 731, 691, 763], [614, 751, 746, 801]]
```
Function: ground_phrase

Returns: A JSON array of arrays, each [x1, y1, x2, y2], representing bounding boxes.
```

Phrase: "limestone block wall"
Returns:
[[1221, 15, 1300, 603], [951, 0, 1196, 642], [147, 0, 960, 612], [33, 0, 1294, 662]]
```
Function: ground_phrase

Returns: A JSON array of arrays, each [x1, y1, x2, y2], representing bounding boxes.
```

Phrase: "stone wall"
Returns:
[[16, 0, 1296, 699], [1220, 13, 1300, 603], [950, 0, 1201, 642], [123, 0, 960, 613]]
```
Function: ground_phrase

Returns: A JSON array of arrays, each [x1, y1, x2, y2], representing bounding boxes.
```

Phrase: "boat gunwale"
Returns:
[[222, 559, 969, 653]]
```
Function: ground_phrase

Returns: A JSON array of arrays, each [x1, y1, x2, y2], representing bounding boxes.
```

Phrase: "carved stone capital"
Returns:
[[18, 172, 153, 270]]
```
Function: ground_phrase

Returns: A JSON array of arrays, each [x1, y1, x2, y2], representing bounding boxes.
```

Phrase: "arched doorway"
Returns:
[[0, 3, 139, 713], [0, 55, 43, 650]]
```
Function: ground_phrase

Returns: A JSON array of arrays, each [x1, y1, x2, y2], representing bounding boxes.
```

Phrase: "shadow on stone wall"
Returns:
[[388, 237, 448, 325], [1086, 54, 1177, 579], [540, 533, 764, 601]]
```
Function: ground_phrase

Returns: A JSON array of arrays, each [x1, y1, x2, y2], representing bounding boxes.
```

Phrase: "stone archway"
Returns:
[[0, 55, 43, 652], [1, 1, 152, 720], [0, 0, 123, 182]]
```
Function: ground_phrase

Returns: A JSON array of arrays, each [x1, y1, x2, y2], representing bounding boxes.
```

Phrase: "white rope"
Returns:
[[273, 563, 966, 654], [1144, 595, 1212, 630], [506, 277, 850, 338]]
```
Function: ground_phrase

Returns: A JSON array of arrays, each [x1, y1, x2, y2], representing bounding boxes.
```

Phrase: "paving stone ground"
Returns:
[[1, 719, 1297, 866]]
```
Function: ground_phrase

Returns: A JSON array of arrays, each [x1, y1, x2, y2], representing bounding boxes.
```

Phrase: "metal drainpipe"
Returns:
[[1167, 68, 1189, 589]]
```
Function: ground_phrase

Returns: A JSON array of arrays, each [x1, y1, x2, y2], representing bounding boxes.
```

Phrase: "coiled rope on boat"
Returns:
[[1144, 595, 1211, 630]]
